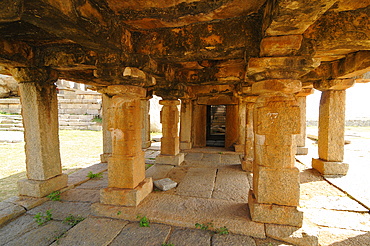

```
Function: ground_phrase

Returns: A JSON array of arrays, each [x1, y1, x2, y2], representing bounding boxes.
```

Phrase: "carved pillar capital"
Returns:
[[11, 67, 58, 84]]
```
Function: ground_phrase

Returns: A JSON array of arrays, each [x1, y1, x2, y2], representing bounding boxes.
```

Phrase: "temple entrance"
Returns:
[[206, 105, 226, 147]]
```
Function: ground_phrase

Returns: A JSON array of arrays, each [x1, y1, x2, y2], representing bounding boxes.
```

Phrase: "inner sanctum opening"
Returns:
[[206, 105, 226, 147]]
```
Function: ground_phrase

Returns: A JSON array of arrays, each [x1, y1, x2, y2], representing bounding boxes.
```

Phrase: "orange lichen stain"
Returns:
[[200, 34, 222, 46], [45, 0, 74, 16], [77, 1, 106, 25], [171, 28, 183, 34]]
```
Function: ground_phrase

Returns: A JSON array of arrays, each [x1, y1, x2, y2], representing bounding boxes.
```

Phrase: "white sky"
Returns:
[[306, 83, 370, 120]]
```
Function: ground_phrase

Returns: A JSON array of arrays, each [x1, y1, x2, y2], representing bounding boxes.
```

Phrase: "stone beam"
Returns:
[[304, 5, 370, 55], [21, 0, 122, 52], [133, 15, 262, 62], [263, 0, 337, 36], [0, 39, 34, 67], [37, 45, 98, 70], [302, 51, 370, 82], [0, 0, 22, 23]]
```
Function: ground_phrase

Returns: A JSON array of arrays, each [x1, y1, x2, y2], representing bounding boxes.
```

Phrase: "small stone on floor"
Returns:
[[154, 178, 177, 191]]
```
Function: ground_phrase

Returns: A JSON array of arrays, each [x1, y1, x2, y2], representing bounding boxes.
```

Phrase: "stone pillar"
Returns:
[[295, 88, 314, 155], [100, 93, 112, 163], [100, 85, 152, 206], [192, 102, 207, 148], [312, 79, 355, 175], [180, 99, 193, 150], [241, 96, 257, 171], [141, 98, 151, 149], [234, 99, 246, 152], [12, 67, 67, 197], [248, 79, 303, 227], [156, 99, 185, 165]]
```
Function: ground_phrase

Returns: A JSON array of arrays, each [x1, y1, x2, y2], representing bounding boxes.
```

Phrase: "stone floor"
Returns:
[[0, 142, 369, 246]]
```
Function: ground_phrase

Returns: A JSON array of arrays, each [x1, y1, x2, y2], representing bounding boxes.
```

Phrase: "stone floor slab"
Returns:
[[51, 217, 128, 246], [167, 228, 212, 246], [176, 167, 217, 198], [75, 172, 108, 190], [92, 193, 266, 238], [146, 164, 174, 180], [212, 234, 256, 246], [68, 163, 107, 187], [110, 222, 171, 246], [27, 201, 91, 220], [184, 152, 203, 161], [318, 227, 370, 246], [4, 196, 48, 210], [212, 167, 249, 202], [304, 208, 370, 231], [0, 214, 39, 244], [220, 155, 242, 164], [202, 153, 221, 163], [5, 220, 71, 246], [60, 189, 100, 203], [265, 223, 319, 246], [0, 202, 26, 226]]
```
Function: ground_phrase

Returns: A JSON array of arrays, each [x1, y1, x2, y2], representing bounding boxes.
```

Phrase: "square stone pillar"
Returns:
[[248, 79, 303, 227], [156, 99, 184, 165], [100, 93, 112, 163], [312, 79, 355, 175], [180, 99, 193, 150], [100, 85, 152, 206], [241, 96, 257, 171], [234, 99, 246, 152], [295, 88, 313, 155], [141, 98, 151, 149], [12, 67, 67, 197], [192, 102, 207, 148]]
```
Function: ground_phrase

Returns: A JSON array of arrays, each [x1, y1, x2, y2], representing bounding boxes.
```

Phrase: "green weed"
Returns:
[[47, 191, 61, 201], [63, 214, 85, 226], [195, 222, 213, 230], [86, 171, 103, 179], [216, 226, 229, 235], [34, 210, 53, 226], [137, 215, 150, 227]]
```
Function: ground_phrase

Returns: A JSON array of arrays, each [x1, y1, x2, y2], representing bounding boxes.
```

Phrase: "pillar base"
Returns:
[[18, 174, 68, 198], [100, 153, 111, 163], [100, 178, 153, 206], [142, 141, 151, 149], [241, 157, 253, 172], [155, 153, 185, 165], [248, 190, 303, 227], [180, 141, 192, 150], [234, 144, 245, 153], [312, 158, 349, 175], [296, 147, 308, 155]]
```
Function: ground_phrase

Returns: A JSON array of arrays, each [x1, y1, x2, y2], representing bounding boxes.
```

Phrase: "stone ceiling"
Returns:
[[0, 0, 369, 93]]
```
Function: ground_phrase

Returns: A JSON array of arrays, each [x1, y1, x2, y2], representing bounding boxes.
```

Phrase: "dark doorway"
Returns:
[[206, 105, 226, 147]]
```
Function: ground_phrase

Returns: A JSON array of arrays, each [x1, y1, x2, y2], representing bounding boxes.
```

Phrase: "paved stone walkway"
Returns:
[[0, 143, 369, 245]]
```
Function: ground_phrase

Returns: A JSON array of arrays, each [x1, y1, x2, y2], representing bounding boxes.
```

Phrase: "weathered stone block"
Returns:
[[18, 174, 68, 197], [260, 35, 303, 57], [266, 223, 319, 246], [156, 153, 184, 165], [161, 136, 180, 155], [234, 144, 244, 152], [100, 153, 112, 163], [241, 157, 253, 172], [252, 79, 302, 95], [254, 144, 296, 168], [101, 177, 153, 206], [108, 155, 145, 189], [312, 158, 349, 175], [154, 178, 177, 191], [296, 147, 308, 155], [248, 190, 303, 227], [253, 166, 300, 206]]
